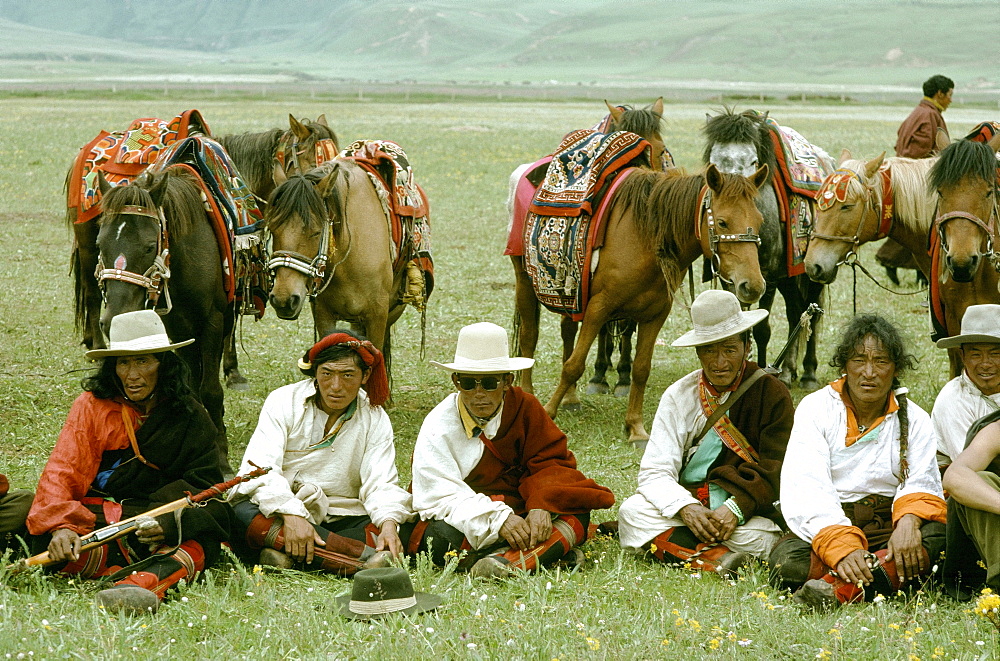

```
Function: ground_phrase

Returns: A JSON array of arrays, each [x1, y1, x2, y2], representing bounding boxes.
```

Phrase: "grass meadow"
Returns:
[[0, 93, 998, 659]]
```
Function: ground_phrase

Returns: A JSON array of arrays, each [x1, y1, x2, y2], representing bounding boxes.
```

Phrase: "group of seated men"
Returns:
[[3, 291, 1000, 614]]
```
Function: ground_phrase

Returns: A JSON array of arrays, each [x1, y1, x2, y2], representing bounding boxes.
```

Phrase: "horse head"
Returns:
[[606, 97, 669, 171], [265, 162, 346, 319], [272, 114, 340, 187], [929, 134, 1000, 283], [805, 152, 887, 284], [701, 163, 770, 304]]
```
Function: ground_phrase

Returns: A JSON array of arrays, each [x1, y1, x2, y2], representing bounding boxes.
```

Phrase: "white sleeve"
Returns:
[[357, 409, 414, 527], [234, 389, 309, 520], [780, 394, 852, 543], [931, 380, 976, 463], [635, 387, 701, 518], [410, 416, 512, 550], [895, 403, 945, 502]]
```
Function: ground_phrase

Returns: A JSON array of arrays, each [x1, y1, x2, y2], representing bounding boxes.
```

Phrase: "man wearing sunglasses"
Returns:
[[410, 322, 615, 578]]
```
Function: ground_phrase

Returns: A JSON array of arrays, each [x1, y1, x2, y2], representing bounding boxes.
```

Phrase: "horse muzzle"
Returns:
[[945, 253, 980, 283]]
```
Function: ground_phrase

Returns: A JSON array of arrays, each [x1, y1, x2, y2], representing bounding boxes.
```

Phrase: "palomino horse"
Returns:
[[703, 108, 834, 389], [508, 98, 668, 405], [515, 164, 769, 441], [265, 158, 429, 357], [96, 168, 232, 470], [928, 133, 1000, 374]]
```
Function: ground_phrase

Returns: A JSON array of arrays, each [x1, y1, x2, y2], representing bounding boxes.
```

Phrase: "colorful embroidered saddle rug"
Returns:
[[338, 140, 434, 293], [524, 168, 636, 320], [68, 110, 210, 224], [965, 121, 1000, 186], [529, 129, 649, 217], [150, 136, 268, 317], [591, 109, 675, 171]]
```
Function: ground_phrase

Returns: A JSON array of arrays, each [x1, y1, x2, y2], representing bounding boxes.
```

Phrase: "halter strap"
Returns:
[[95, 205, 172, 314], [811, 165, 894, 252], [695, 185, 762, 285]]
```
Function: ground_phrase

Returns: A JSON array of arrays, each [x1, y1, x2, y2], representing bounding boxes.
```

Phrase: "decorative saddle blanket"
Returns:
[[529, 129, 649, 217], [150, 136, 268, 317], [965, 120, 1000, 143], [591, 109, 675, 171], [338, 139, 434, 293], [68, 110, 210, 224]]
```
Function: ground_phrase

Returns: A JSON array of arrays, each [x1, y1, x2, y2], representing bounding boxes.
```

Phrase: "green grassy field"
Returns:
[[0, 93, 997, 659]]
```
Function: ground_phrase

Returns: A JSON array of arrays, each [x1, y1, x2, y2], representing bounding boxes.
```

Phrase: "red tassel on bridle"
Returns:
[[302, 333, 389, 408]]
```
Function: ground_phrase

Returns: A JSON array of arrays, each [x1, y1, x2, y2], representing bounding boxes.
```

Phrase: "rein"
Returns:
[[95, 205, 173, 314], [694, 186, 761, 286]]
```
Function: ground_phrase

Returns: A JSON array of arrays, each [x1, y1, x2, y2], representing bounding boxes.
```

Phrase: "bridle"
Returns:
[[811, 166, 894, 266], [275, 131, 339, 179], [95, 205, 173, 314], [694, 186, 761, 284], [932, 193, 1000, 268]]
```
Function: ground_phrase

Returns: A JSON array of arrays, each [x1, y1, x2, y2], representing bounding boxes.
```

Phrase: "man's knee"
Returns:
[[419, 520, 467, 565], [768, 534, 814, 587]]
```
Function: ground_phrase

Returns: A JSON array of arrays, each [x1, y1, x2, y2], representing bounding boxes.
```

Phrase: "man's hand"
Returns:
[[679, 503, 724, 543], [526, 509, 553, 548], [835, 548, 875, 586], [282, 514, 325, 564], [500, 513, 532, 550], [885, 513, 927, 584], [710, 504, 738, 541], [375, 520, 403, 558], [135, 520, 165, 547], [48, 528, 81, 563]]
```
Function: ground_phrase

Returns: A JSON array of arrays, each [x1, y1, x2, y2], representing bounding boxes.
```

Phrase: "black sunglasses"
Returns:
[[455, 375, 507, 391]]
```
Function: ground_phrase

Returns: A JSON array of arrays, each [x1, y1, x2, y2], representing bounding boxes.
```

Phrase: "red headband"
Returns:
[[302, 333, 389, 408]]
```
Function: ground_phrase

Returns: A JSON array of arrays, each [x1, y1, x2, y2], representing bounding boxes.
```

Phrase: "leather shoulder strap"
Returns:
[[692, 369, 766, 445]]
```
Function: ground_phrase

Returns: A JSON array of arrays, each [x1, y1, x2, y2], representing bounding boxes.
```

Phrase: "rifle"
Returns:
[[764, 303, 824, 375], [7, 465, 271, 575]]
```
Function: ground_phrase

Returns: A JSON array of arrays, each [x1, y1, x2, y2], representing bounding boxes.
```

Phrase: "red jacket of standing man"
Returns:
[[895, 74, 954, 159]]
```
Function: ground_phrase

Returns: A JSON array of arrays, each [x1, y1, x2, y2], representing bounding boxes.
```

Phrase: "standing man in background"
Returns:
[[895, 74, 953, 159]]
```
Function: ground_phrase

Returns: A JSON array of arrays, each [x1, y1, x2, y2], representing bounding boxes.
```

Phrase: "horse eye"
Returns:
[[717, 218, 728, 229], [841, 204, 854, 211], [145, 243, 156, 255]]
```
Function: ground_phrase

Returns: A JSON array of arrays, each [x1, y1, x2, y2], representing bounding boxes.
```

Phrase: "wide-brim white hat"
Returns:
[[672, 290, 768, 347], [430, 322, 535, 373], [85, 310, 195, 359], [936, 304, 1000, 349]]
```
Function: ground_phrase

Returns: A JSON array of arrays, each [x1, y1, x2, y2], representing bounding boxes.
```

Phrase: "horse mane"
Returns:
[[929, 139, 998, 192], [265, 161, 346, 233], [609, 103, 663, 141], [701, 106, 777, 185], [100, 167, 203, 237], [840, 156, 937, 233], [218, 128, 283, 195]]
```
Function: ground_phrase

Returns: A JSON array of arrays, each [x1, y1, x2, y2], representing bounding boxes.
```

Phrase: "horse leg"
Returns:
[[614, 320, 635, 398], [223, 309, 249, 391], [544, 305, 610, 420], [624, 313, 670, 442], [798, 279, 824, 391], [775, 278, 804, 387], [74, 219, 105, 349], [586, 323, 612, 396], [512, 256, 541, 394], [754, 285, 776, 368], [559, 317, 581, 411]]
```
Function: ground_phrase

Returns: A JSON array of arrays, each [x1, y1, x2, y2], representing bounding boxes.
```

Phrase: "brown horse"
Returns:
[[928, 133, 1000, 374], [96, 168, 232, 471], [265, 159, 429, 355], [515, 164, 769, 441]]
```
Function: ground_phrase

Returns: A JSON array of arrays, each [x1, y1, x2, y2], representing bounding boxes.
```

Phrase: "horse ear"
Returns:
[[316, 167, 339, 200], [316, 114, 329, 128], [988, 131, 1000, 154], [289, 114, 310, 140], [863, 152, 886, 179], [605, 100, 624, 124], [838, 148, 852, 165], [650, 97, 663, 116], [750, 164, 769, 190], [705, 163, 724, 192], [147, 172, 169, 207], [935, 127, 951, 152], [97, 170, 112, 196]]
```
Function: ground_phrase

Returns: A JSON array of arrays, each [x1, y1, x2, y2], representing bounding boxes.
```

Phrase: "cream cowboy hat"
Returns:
[[936, 304, 1000, 349], [672, 290, 768, 347], [430, 322, 534, 373], [85, 310, 195, 359], [336, 567, 442, 620]]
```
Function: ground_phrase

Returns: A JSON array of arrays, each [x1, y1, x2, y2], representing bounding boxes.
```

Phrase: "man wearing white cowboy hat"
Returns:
[[931, 304, 1000, 467], [410, 322, 615, 578], [616, 289, 793, 575]]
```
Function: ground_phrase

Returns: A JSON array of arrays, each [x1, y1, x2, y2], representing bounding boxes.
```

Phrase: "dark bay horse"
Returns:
[[265, 159, 429, 358], [96, 168, 232, 470], [515, 164, 769, 441], [703, 108, 834, 389], [508, 99, 668, 404], [928, 133, 1000, 374]]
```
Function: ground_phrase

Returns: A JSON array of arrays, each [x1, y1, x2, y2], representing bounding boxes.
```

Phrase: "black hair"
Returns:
[[829, 314, 917, 379], [82, 351, 196, 409], [923, 75, 954, 98], [299, 328, 369, 377]]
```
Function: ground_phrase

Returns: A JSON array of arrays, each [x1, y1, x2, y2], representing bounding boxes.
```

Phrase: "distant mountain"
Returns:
[[1, 0, 997, 93]]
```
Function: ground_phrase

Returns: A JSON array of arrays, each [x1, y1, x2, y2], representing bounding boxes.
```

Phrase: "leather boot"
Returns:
[[470, 515, 584, 578], [96, 540, 205, 615], [245, 513, 382, 576], [648, 527, 750, 577]]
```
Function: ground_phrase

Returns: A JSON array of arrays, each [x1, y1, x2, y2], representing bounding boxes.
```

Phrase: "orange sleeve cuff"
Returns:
[[893, 492, 947, 525], [812, 525, 868, 569]]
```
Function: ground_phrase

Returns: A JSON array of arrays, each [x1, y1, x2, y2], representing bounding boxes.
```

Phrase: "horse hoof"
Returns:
[[778, 374, 794, 388], [561, 401, 582, 413], [613, 384, 631, 398], [799, 377, 820, 392], [586, 382, 609, 396], [226, 376, 250, 391]]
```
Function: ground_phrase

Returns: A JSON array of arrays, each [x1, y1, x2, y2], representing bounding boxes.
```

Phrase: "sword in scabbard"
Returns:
[[764, 303, 824, 375], [6, 464, 271, 575]]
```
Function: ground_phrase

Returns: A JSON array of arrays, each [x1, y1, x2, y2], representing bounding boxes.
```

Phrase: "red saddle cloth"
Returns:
[[68, 110, 210, 224]]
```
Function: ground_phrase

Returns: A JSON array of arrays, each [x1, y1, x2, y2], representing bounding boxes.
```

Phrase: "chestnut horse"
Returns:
[[928, 133, 1000, 374], [96, 168, 232, 471], [265, 159, 429, 356], [515, 164, 769, 441]]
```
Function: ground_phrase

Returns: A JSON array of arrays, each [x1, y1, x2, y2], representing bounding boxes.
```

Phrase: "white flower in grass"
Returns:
[[546, 581, 552, 590], [515, 602, 525, 612], [181, 596, 189, 602], [738, 639, 752, 647], [467, 643, 477, 650], [426, 627, 435, 633], [246, 591, 254, 597], [479, 594, 488, 601]]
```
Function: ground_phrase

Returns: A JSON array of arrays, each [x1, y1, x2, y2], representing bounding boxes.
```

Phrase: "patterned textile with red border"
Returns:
[[965, 121, 1000, 186], [68, 110, 210, 224], [523, 168, 636, 320], [337, 140, 434, 291]]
